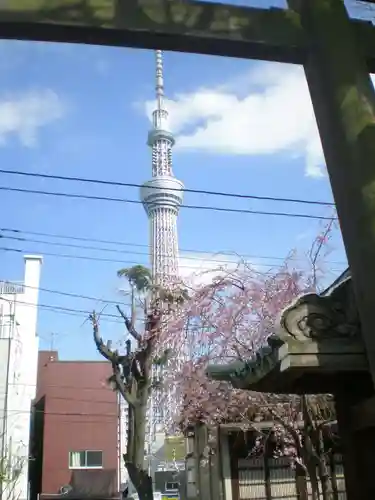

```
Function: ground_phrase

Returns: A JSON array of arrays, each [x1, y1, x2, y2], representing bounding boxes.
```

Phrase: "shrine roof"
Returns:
[[206, 268, 369, 394]]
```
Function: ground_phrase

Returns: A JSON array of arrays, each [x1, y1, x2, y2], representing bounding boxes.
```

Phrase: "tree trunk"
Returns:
[[133, 404, 147, 467], [320, 472, 333, 500], [317, 429, 333, 500], [125, 462, 153, 500], [306, 461, 320, 500], [318, 455, 333, 500], [295, 462, 308, 500], [127, 398, 153, 500]]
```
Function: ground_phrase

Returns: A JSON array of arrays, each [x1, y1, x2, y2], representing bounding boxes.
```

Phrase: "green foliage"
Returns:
[[0, 455, 22, 485], [117, 265, 152, 292]]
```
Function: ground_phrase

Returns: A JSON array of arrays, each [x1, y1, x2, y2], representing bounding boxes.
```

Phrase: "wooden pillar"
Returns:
[[196, 424, 211, 500], [186, 427, 197, 500], [286, 0, 375, 385], [219, 430, 233, 500], [208, 427, 223, 500], [335, 384, 375, 500], [263, 456, 272, 500]]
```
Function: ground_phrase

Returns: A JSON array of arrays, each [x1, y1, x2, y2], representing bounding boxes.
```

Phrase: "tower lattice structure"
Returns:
[[140, 50, 183, 287], [140, 50, 184, 465]]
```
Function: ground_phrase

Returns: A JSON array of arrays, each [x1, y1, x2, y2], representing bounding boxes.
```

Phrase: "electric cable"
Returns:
[[0, 297, 126, 323], [0, 245, 345, 274], [0, 168, 335, 206], [0, 226, 346, 265], [0, 185, 335, 220], [0, 231, 347, 267]]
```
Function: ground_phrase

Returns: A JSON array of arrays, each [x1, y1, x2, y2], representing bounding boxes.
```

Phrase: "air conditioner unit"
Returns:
[[59, 485, 73, 495]]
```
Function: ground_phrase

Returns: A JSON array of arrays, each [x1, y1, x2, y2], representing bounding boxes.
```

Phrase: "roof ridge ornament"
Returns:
[[278, 281, 360, 343]]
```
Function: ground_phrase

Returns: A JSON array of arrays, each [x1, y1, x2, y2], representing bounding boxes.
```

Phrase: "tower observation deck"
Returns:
[[140, 50, 184, 287]]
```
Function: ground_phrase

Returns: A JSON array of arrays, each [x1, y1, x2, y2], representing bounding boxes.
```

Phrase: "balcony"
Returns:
[[0, 281, 25, 295]]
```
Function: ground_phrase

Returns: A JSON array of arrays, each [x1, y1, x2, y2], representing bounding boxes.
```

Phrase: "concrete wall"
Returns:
[[0, 255, 42, 500]]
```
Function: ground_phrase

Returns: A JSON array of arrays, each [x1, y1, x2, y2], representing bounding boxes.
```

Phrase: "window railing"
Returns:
[[0, 281, 24, 295]]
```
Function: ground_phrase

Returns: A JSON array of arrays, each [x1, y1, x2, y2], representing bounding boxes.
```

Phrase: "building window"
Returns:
[[165, 482, 179, 492], [69, 450, 103, 469]]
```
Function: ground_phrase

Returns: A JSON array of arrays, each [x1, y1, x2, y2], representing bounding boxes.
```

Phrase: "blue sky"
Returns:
[[0, 20, 355, 359]]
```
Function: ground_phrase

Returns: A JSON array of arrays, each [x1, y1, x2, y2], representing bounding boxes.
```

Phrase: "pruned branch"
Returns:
[[111, 361, 139, 407], [90, 311, 139, 407], [91, 311, 116, 362], [116, 304, 142, 342]]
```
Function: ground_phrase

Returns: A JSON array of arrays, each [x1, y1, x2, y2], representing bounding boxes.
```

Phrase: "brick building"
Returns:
[[30, 351, 120, 500]]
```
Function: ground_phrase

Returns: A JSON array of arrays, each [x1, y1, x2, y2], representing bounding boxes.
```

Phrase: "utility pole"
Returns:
[[0, 298, 15, 500], [49, 332, 56, 352]]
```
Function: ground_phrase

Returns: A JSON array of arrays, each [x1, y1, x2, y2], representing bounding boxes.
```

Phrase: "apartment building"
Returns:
[[30, 351, 121, 500], [0, 255, 43, 500]]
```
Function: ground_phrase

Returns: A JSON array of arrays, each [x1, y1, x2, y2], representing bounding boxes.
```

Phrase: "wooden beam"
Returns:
[[351, 395, 375, 431], [0, 0, 303, 62], [1, 1, 375, 71], [0, 0, 307, 63]]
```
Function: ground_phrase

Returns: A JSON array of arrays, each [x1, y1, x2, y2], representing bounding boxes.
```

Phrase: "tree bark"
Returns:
[[317, 429, 333, 500], [125, 392, 152, 500], [306, 461, 319, 500], [320, 471, 333, 500], [125, 462, 153, 500]]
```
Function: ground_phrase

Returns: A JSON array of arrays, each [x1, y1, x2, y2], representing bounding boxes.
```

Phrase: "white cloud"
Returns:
[[179, 252, 239, 287], [143, 63, 375, 178], [0, 89, 64, 147], [177, 251, 266, 289]]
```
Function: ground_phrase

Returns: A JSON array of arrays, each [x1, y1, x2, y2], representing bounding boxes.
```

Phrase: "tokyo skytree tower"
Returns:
[[140, 51, 184, 443], [119, 53, 183, 488], [140, 50, 184, 287]]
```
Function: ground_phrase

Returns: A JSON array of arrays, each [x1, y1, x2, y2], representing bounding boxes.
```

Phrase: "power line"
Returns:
[[6, 408, 117, 418], [2, 280, 144, 323], [0, 232, 348, 267], [31, 302, 120, 321], [35, 305, 117, 321], [0, 185, 335, 220], [0, 226, 346, 265], [0, 244, 149, 265], [0, 393, 117, 406], [0, 168, 335, 207], [9, 381, 118, 391], [0, 296, 125, 323], [2, 416, 118, 425], [5, 278, 132, 307], [0, 244, 345, 273]]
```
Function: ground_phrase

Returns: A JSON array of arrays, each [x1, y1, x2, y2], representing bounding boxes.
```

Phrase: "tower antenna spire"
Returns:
[[155, 50, 164, 111]]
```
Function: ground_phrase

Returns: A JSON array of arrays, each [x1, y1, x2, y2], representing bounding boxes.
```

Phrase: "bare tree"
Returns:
[[0, 450, 26, 500], [91, 265, 185, 500]]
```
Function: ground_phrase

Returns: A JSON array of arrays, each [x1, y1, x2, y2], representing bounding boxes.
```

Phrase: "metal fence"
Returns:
[[235, 455, 346, 500], [0, 281, 24, 295]]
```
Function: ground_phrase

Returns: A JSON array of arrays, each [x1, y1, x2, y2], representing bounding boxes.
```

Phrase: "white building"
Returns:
[[0, 255, 42, 500]]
